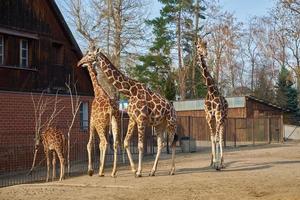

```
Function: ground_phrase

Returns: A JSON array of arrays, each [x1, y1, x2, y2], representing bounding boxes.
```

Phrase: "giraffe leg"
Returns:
[[149, 129, 164, 176], [214, 117, 222, 170], [57, 151, 65, 181], [124, 118, 136, 174], [136, 123, 145, 178], [169, 128, 177, 175], [52, 151, 56, 181], [98, 126, 107, 177], [206, 116, 215, 167], [219, 123, 225, 169], [210, 135, 217, 169], [45, 150, 50, 182], [111, 115, 119, 178], [87, 125, 95, 176]]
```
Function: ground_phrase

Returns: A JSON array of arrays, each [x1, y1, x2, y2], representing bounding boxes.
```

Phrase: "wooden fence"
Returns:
[[177, 116, 283, 147]]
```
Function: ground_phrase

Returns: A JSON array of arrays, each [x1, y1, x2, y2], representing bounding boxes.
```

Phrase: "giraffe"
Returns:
[[196, 38, 228, 170], [78, 49, 177, 177], [78, 59, 120, 177], [29, 127, 65, 181]]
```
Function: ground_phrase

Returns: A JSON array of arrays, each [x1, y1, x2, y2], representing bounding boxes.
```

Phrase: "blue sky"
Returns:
[[149, 0, 276, 22], [220, 0, 275, 22]]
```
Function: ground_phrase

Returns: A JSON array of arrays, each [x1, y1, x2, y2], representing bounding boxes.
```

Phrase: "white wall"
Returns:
[[284, 125, 300, 140]]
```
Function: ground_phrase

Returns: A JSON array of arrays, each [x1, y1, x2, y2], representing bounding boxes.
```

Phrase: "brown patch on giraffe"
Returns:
[[114, 81, 122, 89], [136, 100, 145, 109], [153, 98, 160, 104], [112, 70, 119, 79], [148, 101, 155, 109], [137, 84, 143, 90], [137, 92, 144, 99], [157, 104, 162, 111], [122, 82, 130, 90], [131, 86, 138, 96], [106, 69, 113, 77], [166, 103, 170, 110], [146, 92, 151, 101]]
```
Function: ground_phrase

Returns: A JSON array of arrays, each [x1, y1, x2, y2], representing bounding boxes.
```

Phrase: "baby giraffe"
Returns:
[[77, 57, 120, 177], [29, 127, 65, 182]]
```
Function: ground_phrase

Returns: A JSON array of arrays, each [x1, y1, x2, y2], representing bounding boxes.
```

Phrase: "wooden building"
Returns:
[[0, 0, 92, 94], [0, 0, 94, 174], [174, 96, 286, 147]]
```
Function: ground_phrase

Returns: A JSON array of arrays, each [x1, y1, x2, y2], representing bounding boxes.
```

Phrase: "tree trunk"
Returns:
[[177, 7, 186, 100], [192, 0, 200, 98], [106, 0, 112, 55], [112, 0, 122, 69]]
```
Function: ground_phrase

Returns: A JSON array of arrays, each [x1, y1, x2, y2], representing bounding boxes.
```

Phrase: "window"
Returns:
[[20, 39, 28, 67], [0, 36, 4, 65], [80, 102, 89, 131]]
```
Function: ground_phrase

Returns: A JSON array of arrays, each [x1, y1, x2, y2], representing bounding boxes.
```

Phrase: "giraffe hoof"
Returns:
[[88, 170, 94, 176], [169, 168, 175, 176], [111, 173, 117, 178], [98, 173, 105, 177], [149, 171, 155, 176], [169, 171, 175, 176], [135, 172, 142, 178]]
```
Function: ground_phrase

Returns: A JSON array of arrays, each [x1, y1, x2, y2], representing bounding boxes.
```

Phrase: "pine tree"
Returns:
[[276, 66, 299, 112]]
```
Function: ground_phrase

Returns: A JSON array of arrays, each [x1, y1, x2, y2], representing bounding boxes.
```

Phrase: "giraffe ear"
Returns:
[[96, 48, 101, 54]]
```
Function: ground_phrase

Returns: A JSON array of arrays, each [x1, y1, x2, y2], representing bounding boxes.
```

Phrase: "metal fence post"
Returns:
[[267, 118, 271, 144], [188, 116, 191, 152], [251, 118, 255, 146], [234, 119, 237, 148]]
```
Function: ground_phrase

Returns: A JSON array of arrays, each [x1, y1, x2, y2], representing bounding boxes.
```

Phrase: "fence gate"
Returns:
[[270, 117, 280, 143]]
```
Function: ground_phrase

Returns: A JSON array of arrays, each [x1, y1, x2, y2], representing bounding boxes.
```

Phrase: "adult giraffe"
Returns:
[[196, 38, 228, 170], [78, 60, 120, 177], [78, 49, 177, 177]]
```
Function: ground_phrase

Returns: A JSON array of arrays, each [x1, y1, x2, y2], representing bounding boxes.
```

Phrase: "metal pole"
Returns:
[[188, 116, 191, 152]]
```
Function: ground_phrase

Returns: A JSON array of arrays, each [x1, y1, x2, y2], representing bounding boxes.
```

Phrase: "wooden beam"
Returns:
[[0, 27, 39, 39]]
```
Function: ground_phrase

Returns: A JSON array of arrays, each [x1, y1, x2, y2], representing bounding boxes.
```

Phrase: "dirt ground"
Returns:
[[1, 142, 300, 200]]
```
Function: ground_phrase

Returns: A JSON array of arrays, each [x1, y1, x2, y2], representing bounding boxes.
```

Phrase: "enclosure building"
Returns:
[[0, 0, 95, 179], [174, 95, 286, 148], [0, 1, 156, 187]]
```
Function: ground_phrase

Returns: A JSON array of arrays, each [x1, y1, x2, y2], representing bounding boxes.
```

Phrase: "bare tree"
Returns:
[[65, 82, 81, 175], [282, 0, 300, 15], [61, 0, 149, 68]]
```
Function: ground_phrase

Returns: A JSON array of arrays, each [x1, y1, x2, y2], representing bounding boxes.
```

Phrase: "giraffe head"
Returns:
[[77, 47, 103, 68], [77, 50, 97, 68], [196, 38, 208, 57]]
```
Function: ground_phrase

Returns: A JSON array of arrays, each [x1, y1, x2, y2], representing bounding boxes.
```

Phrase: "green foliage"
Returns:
[[276, 66, 299, 112], [165, 73, 177, 101], [253, 67, 276, 102], [131, 0, 206, 99]]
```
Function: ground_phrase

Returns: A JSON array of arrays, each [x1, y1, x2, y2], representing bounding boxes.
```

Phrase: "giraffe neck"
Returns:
[[198, 55, 219, 97], [86, 63, 108, 97], [95, 52, 135, 97]]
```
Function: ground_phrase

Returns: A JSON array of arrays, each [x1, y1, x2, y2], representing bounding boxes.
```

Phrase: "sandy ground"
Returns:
[[1, 142, 300, 200]]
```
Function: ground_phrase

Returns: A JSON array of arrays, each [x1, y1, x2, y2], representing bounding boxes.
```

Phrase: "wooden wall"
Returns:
[[0, 0, 92, 95]]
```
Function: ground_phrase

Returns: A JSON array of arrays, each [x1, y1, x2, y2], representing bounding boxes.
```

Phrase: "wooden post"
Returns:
[[267, 118, 270, 144], [251, 118, 255, 146], [234, 119, 237, 148], [188, 116, 191, 152], [224, 119, 227, 148], [280, 115, 284, 143]]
